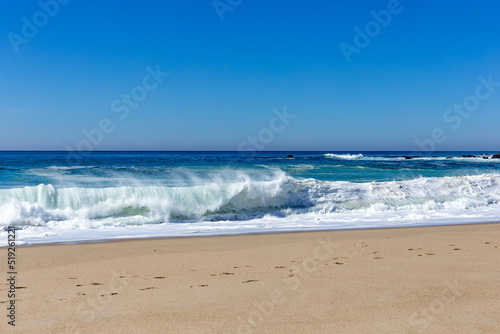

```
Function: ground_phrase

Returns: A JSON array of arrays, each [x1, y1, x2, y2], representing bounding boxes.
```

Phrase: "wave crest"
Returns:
[[1, 173, 499, 227], [0, 171, 305, 226], [324, 153, 364, 160]]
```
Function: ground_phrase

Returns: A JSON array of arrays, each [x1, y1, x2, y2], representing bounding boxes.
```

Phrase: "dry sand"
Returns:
[[2, 223, 500, 333]]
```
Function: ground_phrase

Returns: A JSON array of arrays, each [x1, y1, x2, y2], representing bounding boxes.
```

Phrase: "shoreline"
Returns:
[[3, 220, 500, 248], [2, 223, 500, 333]]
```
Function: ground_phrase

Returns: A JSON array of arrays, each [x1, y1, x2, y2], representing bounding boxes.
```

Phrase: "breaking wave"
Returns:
[[324, 153, 500, 162], [1, 172, 500, 228], [324, 153, 364, 160]]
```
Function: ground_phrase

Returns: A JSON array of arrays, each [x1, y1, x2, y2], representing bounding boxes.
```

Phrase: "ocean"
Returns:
[[1, 151, 499, 245]]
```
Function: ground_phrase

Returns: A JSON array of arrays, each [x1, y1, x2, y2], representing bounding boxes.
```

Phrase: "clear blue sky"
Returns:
[[1, 0, 500, 151]]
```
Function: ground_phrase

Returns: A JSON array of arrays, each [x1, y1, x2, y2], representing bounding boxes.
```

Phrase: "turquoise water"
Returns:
[[1, 151, 499, 245], [1, 151, 499, 187]]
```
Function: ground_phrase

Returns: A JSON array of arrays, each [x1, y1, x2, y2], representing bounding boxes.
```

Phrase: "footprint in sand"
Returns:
[[372, 257, 384, 260], [140, 287, 159, 291], [76, 283, 103, 287], [485, 242, 499, 248], [190, 285, 209, 288], [211, 272, 235, 277], [408, 248, 423, 251], [274, 266, 286, 269], [353, 242, 368, 248], [100, 292, 118, 296], [418, 253, 436, 256], [242, 280, 259, 283]]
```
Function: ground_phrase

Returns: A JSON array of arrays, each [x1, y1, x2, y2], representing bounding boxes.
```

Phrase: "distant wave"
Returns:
[[324, 153, 500, 162], [46, 166, 93, 170], [324, 153, 364, 160], [1, 172, 499, 228]]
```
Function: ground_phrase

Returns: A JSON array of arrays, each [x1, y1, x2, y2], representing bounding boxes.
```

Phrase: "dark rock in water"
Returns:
[[483, 156, 489, 159], [404, 156, 412, 160], [492, 153, 500, 159], [286, 154, 294, 159], [446, 157, 453, 159], [461, 154, 476, 158]]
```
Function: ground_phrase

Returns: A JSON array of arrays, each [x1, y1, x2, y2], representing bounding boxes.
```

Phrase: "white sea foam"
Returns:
[[324, 153, 500, 162], [46, 166, 93, 170], [1, 172, 500, 245], [0, 171, 297, 226], [2, 203, 499, 246], [324, 153, 364, 160]]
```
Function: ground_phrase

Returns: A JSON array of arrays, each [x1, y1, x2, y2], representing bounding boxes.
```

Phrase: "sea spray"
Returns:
[[1, 151, 500, 245], [1, 173, 499, 227]]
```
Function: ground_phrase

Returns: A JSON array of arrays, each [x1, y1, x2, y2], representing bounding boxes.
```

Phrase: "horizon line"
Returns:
[[0, 150, 498, 153]]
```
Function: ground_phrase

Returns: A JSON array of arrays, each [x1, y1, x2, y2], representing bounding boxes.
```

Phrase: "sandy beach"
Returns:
[[2, 223, 500, 333], [4, 0, 500, 332]]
